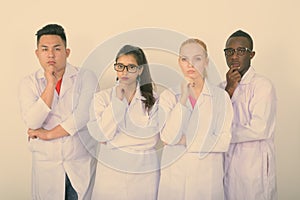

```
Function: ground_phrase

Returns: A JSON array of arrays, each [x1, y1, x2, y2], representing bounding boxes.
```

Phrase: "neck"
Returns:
[[190, 77, 204, 98], [124, 83, 137, 103]]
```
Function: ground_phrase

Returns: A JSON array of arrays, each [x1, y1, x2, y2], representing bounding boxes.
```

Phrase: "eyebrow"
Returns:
[[40, 44, 62, 48], [180, 54, 204, 57], [194, 54, 204, 57]]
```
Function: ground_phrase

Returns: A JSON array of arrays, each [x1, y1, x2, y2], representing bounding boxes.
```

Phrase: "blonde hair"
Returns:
[[179, 38, 208, 57]]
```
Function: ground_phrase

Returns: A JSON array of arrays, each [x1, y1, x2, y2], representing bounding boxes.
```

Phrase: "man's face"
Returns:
[[35, 35, 70, 74], [225, 36, 255, 77]]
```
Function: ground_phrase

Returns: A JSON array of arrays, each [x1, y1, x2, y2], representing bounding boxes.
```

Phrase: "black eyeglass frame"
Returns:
[[224, 47, 252, 57], [113, 63, 141, 73]]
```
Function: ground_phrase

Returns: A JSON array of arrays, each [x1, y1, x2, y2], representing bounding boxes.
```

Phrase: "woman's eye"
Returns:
[[181, 57, 187, 62]]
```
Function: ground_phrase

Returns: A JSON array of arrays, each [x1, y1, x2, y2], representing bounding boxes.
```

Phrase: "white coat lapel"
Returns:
[[59, 64, 78, 98]]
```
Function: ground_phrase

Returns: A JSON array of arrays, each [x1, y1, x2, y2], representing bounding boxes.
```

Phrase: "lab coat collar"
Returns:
[[230, 67, 255, 102], [36, 63, 78, 97], [36, 63, 77, 80], [239, 66, 255, 85], [170, 80, 212, 97], [133, 83, 144, 101], [59, 64, 78, 97], [167, 80, 211, 110]]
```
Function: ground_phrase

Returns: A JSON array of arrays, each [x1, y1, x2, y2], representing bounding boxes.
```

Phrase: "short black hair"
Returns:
[[36, 24, 67, 47], [228, 30, 253, 50]]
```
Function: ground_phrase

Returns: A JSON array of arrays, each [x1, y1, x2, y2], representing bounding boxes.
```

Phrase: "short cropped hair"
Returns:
[[228, 30, 253, 50], [36, 24, 67, 47]]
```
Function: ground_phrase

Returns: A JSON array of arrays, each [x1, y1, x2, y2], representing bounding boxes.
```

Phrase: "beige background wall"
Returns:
[[1, 0, 299, 199]]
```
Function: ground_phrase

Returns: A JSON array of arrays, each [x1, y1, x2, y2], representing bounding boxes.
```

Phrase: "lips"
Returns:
[[230, 62, 240, 67], [48, 61, 56, 65], [187, 69, 195, 74]]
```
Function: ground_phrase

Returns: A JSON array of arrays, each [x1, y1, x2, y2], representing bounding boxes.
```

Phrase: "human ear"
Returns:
[[35, 49, 39, 57], [250, 51, 255, 59], [66, 48, 71, 57], [138, 66, 144, 76]]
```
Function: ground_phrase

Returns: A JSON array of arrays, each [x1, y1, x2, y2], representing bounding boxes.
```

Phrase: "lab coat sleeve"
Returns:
[[108, 101, 159, 148], [119, 98, 159, 138], [87, 89, 127, 142], [19, 75, 51, 129], [60, 69, 98, 136], [159, 90, 191, 145], [206, 93, 233, 152], [231, 80, 277, 143]]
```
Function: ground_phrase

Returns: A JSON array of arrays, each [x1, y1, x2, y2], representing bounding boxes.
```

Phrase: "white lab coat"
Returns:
[[223, 67, 277, 200], [87, 85, 160, 200], [19, 64, 98, 200], [158, 81, 233, 200]]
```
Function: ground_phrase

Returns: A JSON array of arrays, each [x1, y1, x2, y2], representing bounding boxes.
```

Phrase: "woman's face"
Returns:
[[115, 54, 143, 86], [178, 42, 208, 80]]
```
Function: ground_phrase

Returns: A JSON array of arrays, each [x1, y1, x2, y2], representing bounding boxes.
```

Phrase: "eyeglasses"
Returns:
[[114, 63, 140, 73], [224, 47, 252, 57]]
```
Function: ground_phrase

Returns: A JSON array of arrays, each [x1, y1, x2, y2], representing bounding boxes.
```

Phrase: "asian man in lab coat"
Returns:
[[19, 24, 97, 200]]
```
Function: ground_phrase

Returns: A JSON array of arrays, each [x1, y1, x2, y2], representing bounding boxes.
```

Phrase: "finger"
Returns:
[[229, 66, 240, 73], [230, 74, 241, 81], [228, 69, 241, 76], [28, 134, 37, 139], [184, 78, 195, 88], [230, 72, 241, 79]]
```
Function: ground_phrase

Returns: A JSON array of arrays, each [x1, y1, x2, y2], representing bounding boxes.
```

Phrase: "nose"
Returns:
[[231, 50, 240, 59], [48, 49, 55, 58], [122, 67, 129, 74], [188, 61, 194, 68]]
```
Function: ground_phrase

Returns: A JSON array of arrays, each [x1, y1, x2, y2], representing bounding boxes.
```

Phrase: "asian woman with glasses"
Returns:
[[87, 45, 160, 200]]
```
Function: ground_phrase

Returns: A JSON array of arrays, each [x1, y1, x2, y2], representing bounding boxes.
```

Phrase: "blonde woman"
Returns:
[[158, 39, 233, 200]]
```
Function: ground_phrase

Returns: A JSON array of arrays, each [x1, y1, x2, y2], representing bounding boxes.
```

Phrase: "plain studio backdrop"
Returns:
[[1, 0, 299, 199]]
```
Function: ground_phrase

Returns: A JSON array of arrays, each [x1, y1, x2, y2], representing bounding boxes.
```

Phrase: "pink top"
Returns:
[[189, 95, 197, 109]]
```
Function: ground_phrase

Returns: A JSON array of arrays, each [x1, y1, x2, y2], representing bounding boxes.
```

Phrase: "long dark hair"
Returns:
[[115, 45, 155, 111]]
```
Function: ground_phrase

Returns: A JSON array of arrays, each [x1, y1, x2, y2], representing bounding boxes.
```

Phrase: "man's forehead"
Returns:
[[39, 35, 63, 43], [227, 37, 250, 47], [38, 37, 65, 48]]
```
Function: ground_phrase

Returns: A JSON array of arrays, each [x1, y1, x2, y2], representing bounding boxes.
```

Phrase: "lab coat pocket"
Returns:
[[29, 139, 57, 161], [71, 134, 90, 160], [262, 151, 270, 199], [211, 131, 231, 152], [27, 139, 34, 152]]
